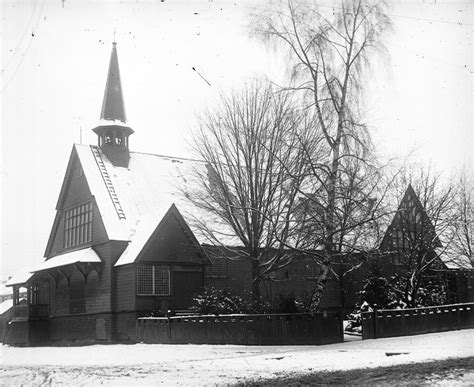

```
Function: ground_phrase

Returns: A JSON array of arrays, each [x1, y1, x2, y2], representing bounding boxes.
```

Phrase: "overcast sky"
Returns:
[[1, 0, 472, 279]]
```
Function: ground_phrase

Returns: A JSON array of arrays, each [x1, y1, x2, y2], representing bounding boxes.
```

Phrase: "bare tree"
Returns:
[[251, 0, 392, 311], [449, 170, 473, 267], [380, 168, 457, 307], [183, 81, 308, 300]]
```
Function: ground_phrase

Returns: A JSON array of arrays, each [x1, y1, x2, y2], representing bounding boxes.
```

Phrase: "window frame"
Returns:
[[206, 256, 228, 279], [136, 264, 171, 296], [63, 201, 93, 249]]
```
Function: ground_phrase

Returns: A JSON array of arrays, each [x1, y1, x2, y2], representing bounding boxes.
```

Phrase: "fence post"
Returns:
[[456, 306, 461, 329], [373, 306, 378, 339], [167, 316, 172, 341], [339, 310, 344, 342]]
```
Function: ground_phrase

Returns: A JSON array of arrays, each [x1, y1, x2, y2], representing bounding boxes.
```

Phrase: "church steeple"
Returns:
[[93, 41, 134, 168], [100, 42, 127, 123]]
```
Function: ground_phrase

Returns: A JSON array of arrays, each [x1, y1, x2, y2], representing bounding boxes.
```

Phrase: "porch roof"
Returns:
[[32, 248, 102, 273], [5, 270, 35, 287]]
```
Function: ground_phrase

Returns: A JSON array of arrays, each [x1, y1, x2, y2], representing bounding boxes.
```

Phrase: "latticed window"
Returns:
[[64, 202, 93, 248], [137, 265, 170, 296], [392, 229, 405, 248], [206, 256, 228, 278], [305, 261, 319, 279]]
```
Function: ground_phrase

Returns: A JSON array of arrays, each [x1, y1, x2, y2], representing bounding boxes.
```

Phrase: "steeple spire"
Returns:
[[93, 41, 134, 168], [100, 42, 127, 123]]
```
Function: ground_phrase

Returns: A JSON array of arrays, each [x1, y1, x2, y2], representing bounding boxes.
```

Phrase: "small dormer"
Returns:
[[93, 42, 133, 168]]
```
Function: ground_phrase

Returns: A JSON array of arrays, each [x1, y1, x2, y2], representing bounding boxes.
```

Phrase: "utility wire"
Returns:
[[245, 2, 473, 27], [2, 0, 39, 74], [1, 0, 46, 94]]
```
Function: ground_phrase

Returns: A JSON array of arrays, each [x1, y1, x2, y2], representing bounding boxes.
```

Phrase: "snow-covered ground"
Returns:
[[1, 330, 473, 385]]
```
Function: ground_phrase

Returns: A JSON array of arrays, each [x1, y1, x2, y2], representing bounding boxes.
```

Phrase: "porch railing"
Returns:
[[13, 304, 49, 320]]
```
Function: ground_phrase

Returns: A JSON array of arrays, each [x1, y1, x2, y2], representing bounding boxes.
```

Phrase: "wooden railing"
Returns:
[[13, 304, 49, 320], [13, 304, 29, 319], [361, 303, 474, 339], [137, 312, 343, 345]]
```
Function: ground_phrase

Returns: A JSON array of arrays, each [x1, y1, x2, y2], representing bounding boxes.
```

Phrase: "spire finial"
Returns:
[[113, 27, 116, 44]]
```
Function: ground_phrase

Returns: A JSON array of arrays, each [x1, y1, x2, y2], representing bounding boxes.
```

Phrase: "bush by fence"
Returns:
[[137, 312, 343, 345], [361, 302, 474, 339]]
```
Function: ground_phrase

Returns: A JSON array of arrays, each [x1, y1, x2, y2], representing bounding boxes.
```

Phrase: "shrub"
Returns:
[[190, 287, 271, 315]]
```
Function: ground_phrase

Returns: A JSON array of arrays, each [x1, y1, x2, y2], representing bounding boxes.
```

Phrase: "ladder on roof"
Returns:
[[90, 145, 126, 220]]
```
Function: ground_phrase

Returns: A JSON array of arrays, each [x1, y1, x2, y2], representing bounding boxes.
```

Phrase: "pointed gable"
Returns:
[[115, 205, 208, 266], [381, 184, 441, 251], [100, 42, 126, 123], [44, 146, 109, 258]]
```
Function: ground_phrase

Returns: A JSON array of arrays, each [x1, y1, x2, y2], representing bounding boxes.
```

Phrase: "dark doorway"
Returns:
[[174, 271, 203, 309]]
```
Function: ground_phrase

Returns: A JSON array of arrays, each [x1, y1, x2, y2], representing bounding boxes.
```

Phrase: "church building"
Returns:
[[8, 42, 469, 346], [4, 42, 343, 345]]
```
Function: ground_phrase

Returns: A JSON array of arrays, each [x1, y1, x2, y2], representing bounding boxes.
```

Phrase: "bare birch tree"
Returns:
[[184, 81, 308, 300], [251, 0, 392, 311]]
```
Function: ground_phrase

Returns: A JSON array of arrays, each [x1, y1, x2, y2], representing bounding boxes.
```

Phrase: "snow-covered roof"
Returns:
[[74, 144, 240, 266], [0, 282, 12, 296], [5, 270, 35, 287], [33, 248, 101, 272], [114, 215, 168, 267], [0, 299, 13, 315], [435, 248, 473, 270]]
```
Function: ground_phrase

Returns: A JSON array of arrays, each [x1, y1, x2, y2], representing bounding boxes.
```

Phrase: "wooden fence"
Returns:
[[137, 312, 343, 345], [361, 302, 474, 339]]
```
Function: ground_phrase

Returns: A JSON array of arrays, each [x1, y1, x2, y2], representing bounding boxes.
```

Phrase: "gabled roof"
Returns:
[[380, 185, 473, 270], [380, 184, 441, 250], [72, 144, 239, 265]]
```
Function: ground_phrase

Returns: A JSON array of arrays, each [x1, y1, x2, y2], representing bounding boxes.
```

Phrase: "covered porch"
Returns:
[[5, 248, 102, 345]]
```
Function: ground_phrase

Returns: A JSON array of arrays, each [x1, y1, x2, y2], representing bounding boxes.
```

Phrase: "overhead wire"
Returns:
[[2, 0, 39, 74], [1, 0, 46, 94]]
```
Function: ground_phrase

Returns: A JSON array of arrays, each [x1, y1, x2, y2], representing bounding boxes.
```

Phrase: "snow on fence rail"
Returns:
[[137, 312, 344, 345], [361, 302, 474, 340]]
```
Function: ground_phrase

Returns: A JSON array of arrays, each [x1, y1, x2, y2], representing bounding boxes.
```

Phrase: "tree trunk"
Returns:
[[339, 266, 347, 318], [309, 254, 331, 314], [251, 258, 261, 301]]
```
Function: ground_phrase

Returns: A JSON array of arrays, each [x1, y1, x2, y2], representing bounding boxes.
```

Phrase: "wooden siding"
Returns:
[[206, 258, 253, 295], [137, 212, 203, 265], [48, 241, 127, 319], [115, 264, 135, 312], [49, 312, 113, 342], [47, 159, 109, 258], [134, 213, 205, 313], [204, 254, 345, 311]]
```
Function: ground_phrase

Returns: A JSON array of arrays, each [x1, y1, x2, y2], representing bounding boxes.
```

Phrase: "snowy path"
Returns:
[[1, 329, 473, 385]]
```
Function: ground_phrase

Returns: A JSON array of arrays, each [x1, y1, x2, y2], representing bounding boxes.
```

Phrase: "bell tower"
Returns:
[[93, 41, 133, 168]]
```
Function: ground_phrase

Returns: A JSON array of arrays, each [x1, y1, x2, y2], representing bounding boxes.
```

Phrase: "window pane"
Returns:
[[63, 202, 93, 248], [137, 265, 153, 295], [206, 257, 227, 278], [154, 266, 170, 296]]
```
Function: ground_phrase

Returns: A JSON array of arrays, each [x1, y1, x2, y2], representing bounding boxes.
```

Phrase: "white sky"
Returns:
[[1, 0, 472, 278]]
